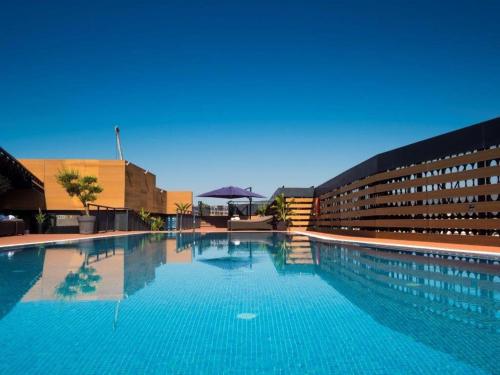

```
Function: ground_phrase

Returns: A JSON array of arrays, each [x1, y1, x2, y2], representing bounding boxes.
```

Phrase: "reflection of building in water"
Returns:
[[123, 235, 166, 297], [165, 238, 192, 263], [18, 234, 195, 303], [0, 248, 45, 319], [314, 242, 500, 375], [23, 245, 125, 301]]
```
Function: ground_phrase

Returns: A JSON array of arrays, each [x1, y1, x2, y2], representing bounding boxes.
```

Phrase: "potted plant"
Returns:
[[35, 208, 47, 234], [56, 169, 103, 234], [272, 193, 294, 231], [175, 202, 192, 231]]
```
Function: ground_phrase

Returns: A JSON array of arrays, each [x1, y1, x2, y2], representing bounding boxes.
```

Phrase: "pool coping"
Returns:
[[293, 230, 500, 261], [0, 229, 267, 251], [0, 231, 151, 251], [1, 229, 499, 261]]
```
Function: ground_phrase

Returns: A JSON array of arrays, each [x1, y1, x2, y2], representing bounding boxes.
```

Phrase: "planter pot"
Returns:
[[37, 223, 44, 234], [77, 215, 96, 234], [276, 221, 288, 231]]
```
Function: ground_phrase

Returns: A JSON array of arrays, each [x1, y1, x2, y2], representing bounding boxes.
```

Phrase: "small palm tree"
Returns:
[[35, 208, 47, 234], [272, 193, 294, 229], [175, 202, 192, 214], [56, 169, 103, 215], [139, 208, 151, 224], [175, 202, 192, 231], [150, 216, 165, 231]]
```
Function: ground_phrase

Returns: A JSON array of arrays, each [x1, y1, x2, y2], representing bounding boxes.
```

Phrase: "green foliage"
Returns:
[[175, 202, 192, 214], [272, 193, 294, 223], [256, 204, 268, 217], [55, 265, 101, 298], [138, 208, 164, 231], [35, 208, 47, 224], [139, 208, 151, 223], [150, 216, 165, 231], [56, 169, 103, 215], [175, 202, 192, 231]]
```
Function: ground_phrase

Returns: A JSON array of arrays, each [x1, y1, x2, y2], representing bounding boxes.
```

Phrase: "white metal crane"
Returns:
[[114, 126, 124, 160]]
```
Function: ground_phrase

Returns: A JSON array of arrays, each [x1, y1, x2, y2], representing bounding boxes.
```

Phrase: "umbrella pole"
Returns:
[[249, 197, 252, 219]]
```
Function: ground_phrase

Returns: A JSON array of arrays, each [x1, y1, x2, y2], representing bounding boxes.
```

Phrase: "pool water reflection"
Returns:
[[0, 233, 498, 374]]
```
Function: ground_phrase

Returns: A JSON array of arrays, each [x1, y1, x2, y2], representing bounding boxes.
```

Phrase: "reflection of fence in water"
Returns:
[[317, 243, 499, 328], [315, 242, 499, 374], [286, 235, 314, 265]]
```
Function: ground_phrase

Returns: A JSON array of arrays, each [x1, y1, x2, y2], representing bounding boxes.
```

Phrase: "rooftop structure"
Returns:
[[0, 158, 192, 215]]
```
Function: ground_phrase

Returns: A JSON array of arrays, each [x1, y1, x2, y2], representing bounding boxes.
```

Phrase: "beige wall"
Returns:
[[14, 159, 193, 215], [20, 159, 126, 211], [166, 191, 193, 214]]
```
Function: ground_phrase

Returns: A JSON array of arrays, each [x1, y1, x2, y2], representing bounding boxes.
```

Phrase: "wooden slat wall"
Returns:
[[124, 162, 166, 213], [287, 197, 314, 229], [314, 147, 500, 246]]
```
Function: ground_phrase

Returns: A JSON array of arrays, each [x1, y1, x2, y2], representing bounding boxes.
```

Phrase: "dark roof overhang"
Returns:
[[0, 147, 44, 195]]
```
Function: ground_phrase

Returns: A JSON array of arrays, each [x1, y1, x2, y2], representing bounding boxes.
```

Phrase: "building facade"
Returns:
[[2, 159, 192, 215]]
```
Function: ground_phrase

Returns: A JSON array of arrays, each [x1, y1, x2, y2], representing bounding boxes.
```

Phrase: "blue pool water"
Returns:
[[0, 232, 498, 374]]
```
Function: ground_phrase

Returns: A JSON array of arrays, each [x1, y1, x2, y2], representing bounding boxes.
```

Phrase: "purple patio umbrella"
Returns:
[[198, 186, 265, 218]]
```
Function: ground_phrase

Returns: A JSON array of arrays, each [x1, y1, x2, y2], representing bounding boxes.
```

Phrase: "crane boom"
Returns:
[[115, 126, 124, 160]]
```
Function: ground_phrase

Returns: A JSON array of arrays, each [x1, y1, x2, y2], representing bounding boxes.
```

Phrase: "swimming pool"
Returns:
[[0, 233, 498, 374]]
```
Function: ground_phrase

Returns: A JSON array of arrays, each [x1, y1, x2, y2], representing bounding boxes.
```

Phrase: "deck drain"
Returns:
[[237, 313, 257, 320]]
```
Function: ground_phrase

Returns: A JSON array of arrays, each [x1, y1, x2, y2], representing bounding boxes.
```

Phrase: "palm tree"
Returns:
[[175, 202, 192, 231], [272, 193, 294, 230]]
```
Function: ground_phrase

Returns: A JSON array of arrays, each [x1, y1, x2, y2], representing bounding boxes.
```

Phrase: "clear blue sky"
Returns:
[[1, 0, 499, 202]]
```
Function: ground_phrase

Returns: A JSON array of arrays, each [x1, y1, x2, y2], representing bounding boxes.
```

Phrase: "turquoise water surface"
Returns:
[[0, 232, 498, 374]]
